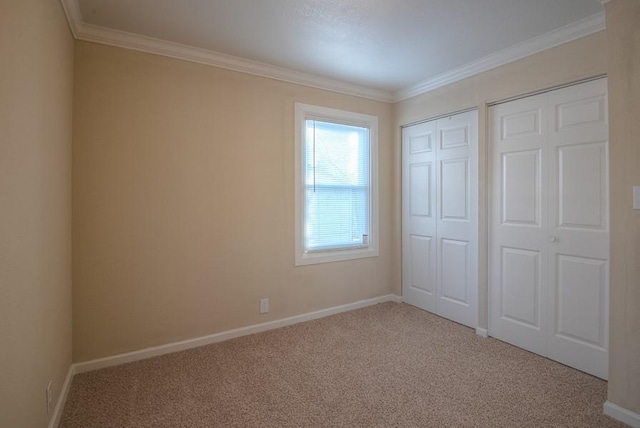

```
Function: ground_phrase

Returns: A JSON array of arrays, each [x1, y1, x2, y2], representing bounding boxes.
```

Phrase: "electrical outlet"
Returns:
[[46, 381, 53, 415], [259, 298, 269, 314]]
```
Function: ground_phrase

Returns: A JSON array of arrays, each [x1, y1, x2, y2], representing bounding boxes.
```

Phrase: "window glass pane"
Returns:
[[304, 119, 370, 251]]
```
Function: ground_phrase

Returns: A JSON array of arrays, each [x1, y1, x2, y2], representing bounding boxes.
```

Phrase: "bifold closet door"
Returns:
[[489, 78, 609, 379], [402, 110, 478, 328], [402, 120, 438, 314]]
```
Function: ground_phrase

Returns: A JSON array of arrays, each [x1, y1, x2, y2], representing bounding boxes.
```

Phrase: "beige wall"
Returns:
[[0, 1, 74, 427], [605, 0, 640, 415], [394, 31, 608, 329], [72, 41, 394, 361]]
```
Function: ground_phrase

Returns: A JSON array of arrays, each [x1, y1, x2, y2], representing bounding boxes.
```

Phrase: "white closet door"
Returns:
[[489, 93, 548, 356], [547, 79, 609, 379], [489, 78, 609, 379], [402, 120, 437, 313], [436, 112, 478, 328], [402, 110, 478, 328]]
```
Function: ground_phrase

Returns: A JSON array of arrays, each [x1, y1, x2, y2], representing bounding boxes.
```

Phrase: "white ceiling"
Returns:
[[68, 0, 604, 101]]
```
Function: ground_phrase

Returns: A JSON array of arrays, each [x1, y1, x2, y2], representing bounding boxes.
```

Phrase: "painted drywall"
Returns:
[[0, 1, 74, 427], [605, 0, 640, 415], [72, 41, 394, 362], [394, 31, 608, 330]]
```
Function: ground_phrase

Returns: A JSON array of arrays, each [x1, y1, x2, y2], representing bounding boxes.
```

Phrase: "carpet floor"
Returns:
[[60, 302, 625, 427]]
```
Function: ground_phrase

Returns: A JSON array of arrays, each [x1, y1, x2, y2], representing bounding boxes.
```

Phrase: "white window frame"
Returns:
[[294, 103, 379, 266]]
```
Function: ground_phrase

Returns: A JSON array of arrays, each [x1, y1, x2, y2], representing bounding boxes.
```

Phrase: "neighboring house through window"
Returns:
[[294, 103, 379, 266]]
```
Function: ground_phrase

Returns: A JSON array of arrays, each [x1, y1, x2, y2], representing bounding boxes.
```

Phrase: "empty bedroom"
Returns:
[[1, 0, 639, 427]]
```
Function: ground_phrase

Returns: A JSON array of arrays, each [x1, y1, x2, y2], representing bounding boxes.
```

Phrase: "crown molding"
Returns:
[[59, 0, 82, 37], [60, 0, 605, 105], [393, 11, 606, 102], [599, 0, 611, 5], [58, 0, 394, 102]]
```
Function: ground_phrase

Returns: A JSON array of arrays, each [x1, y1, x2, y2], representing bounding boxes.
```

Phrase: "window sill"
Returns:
[[295, 246, 379, 266]]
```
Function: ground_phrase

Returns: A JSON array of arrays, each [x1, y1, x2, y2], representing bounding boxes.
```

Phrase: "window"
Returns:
[[294, 103, 378, 266]]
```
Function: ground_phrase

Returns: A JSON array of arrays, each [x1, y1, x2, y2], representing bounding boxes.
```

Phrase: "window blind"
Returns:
[[304, 119, 370, 252]]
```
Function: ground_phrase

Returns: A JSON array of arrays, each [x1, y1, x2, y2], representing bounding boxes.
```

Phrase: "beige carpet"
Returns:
[[60, 303, 625, 427]]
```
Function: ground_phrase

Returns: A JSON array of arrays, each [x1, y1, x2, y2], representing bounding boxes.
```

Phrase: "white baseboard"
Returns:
[[475, 327, 488, 338], [604, 401, 640, 427], [389, 294, 403, 303], [48, 364, 76, 428], [74, 294, 401, 374]]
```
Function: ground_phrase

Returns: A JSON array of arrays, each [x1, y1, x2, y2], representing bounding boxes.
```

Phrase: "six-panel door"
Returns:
[[489, 78, 609, 379], [402, 120, 438, 313]]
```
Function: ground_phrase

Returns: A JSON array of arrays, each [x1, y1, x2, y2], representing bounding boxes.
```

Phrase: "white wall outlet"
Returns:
[[46, 381, 53, 415], [633, 186, 640, 210], [259, 298, 269, 314]]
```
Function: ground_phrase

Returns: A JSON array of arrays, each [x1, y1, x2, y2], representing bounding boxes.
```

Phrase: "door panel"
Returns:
[[555, 96, 606, 131], [501, 109, 542, 139], [501, 247, 541, 328], [501, 150, 541, 226], [549, 254, 609, 379], [410, 163, 432, 217], [440, 158, 468, 220], [555, 255, 607, 347], [440, 238, 469, 304], [409, 235, 433, 293], [490, 78, 609, 379], [440, 124, 469, 149], [490, 93, 548, 356], [403, 121, 437, 313], [547, 78, 609, 379], [436, 112, 478, 328], [410, 132, 433, 153], [557, 143, 607, 229]]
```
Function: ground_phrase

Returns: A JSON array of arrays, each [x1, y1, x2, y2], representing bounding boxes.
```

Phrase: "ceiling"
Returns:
[[65, 0, 604, 102]]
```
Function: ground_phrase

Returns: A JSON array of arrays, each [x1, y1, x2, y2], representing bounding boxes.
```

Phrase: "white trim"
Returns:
[[73, 294, 400, 374], [58, 0, 393, 102], [393, 12, 606, 102], [48, 364, 75, 428], [599, 0, 611, 5], [604, 401, 640, 427], [475, 327, 488, 338], [294, 103, 379, 266], [58, 0, 81, 37]]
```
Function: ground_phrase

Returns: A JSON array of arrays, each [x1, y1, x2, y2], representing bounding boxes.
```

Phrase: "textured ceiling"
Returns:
[[76, 0, 603, 93]]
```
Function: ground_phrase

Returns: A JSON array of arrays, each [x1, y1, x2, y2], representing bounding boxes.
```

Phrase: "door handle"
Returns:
[[549, 236, 558, 243]]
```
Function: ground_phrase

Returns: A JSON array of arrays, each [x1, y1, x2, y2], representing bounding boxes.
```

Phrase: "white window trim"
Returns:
[[294, 103, 379, 266]]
